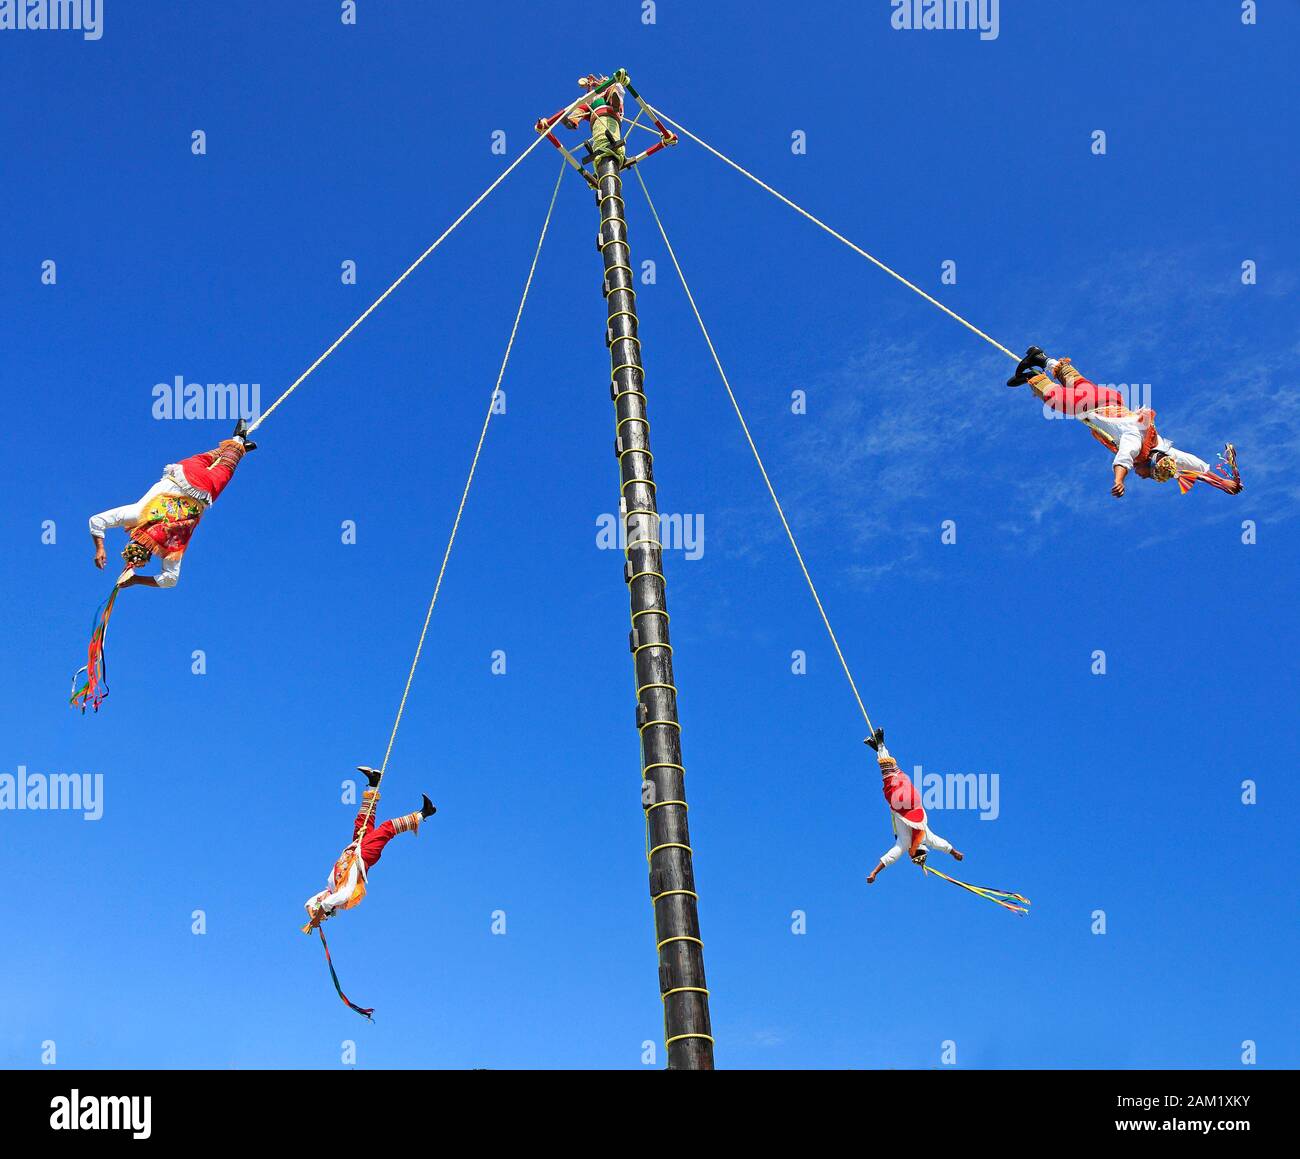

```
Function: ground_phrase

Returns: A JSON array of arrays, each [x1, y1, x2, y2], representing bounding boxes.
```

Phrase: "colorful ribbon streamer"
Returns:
[[923, 863, 1031, 915], [316, 925, 374, 1021], [69, 584, 122, 713]]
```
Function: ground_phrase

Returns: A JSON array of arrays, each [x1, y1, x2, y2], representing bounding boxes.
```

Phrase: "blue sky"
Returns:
[[1, 2, 1297, 1069]]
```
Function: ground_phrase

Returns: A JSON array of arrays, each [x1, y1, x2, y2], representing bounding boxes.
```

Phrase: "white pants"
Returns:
[[879, 825, 952, 869], [88, 477, 187, 587]]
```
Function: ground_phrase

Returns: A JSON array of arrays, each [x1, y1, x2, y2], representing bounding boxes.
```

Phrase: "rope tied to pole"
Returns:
[[307, 161, 568, 1019], [649, 108, 1020, 364], [356, 158, 567, 832], [636, 169, 1032, 915], [632, 166, 876, 736], [249, 90, 593, 436]]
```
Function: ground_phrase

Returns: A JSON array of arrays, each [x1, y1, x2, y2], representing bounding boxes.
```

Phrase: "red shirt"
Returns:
[[881, 770, 926, 827]]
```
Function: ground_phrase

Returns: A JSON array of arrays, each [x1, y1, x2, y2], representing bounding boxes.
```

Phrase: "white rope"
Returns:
[[353, 159, 568, 845], [249, 92, 591, 434], [633, 167, 876, 735], [651, 108, 1020, 363]]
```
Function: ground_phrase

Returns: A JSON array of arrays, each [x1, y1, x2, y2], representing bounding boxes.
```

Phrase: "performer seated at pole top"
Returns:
[[864, 730, 964, 885], [303, 767, 437, 931], [1007, 347, 1242, 498], [538, 73, 626, 164], [87, 418, 256, 589]]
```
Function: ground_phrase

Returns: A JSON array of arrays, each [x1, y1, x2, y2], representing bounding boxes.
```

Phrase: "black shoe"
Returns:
[[356, 765, 382, 788], [421, 794, 437, 819], [1007, 345, 1048, 387], [232, 416, 258, 452]]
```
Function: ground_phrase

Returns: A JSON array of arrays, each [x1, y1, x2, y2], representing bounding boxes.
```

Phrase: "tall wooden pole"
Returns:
[[593, 100, 715, 1070]]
